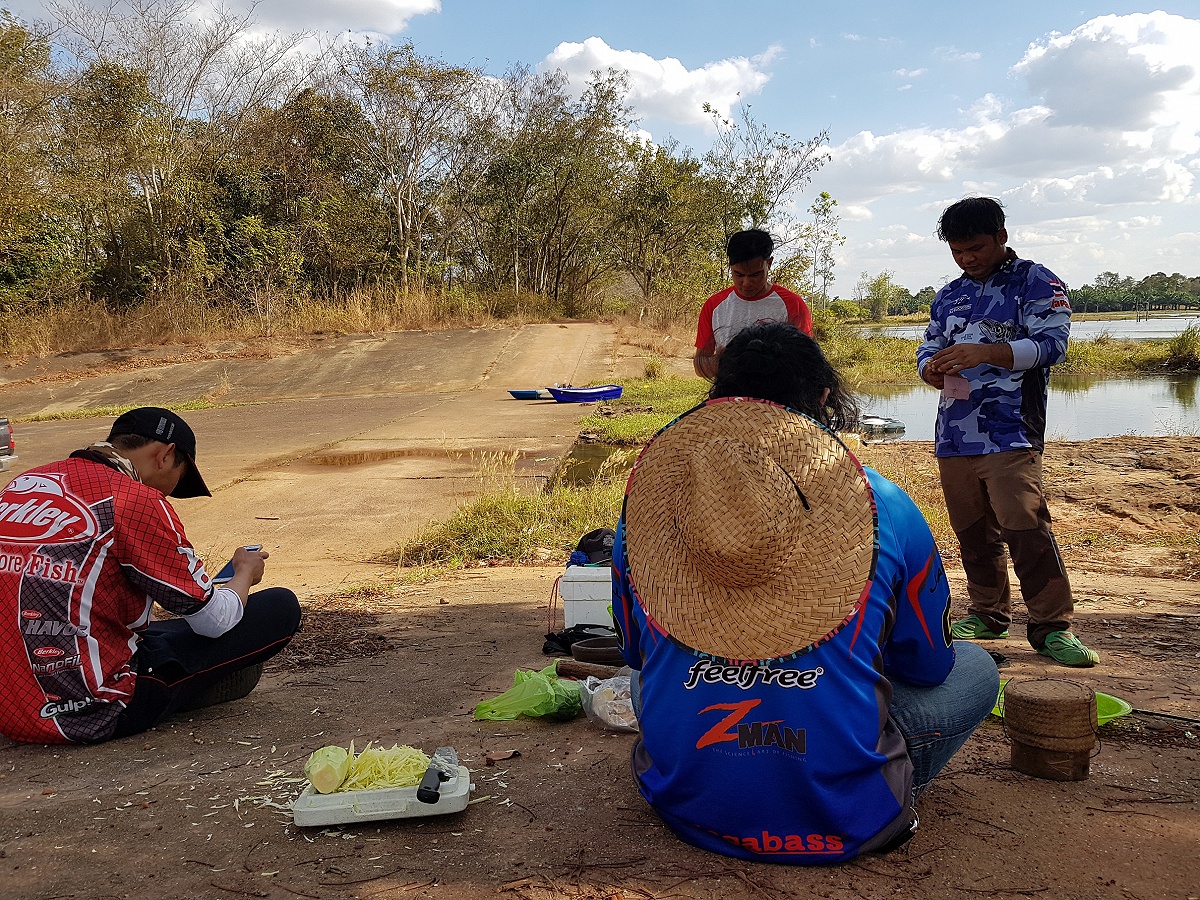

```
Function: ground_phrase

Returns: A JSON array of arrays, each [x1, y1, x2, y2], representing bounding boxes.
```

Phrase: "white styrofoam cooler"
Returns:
[[560, 565, 613, 627]]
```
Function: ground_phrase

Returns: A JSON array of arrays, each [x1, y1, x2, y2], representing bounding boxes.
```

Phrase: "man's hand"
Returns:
[[225, 546, 268, 606], [927, 342, 1014, 377], [693, 347, 721, 379]]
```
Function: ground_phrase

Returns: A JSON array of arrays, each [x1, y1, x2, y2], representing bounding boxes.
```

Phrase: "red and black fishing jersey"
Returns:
[[0, 457, 216, 743]]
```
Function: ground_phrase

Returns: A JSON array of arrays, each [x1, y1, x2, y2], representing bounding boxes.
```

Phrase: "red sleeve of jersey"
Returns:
[[694, 287, 733, 351], [776, 285, 813, 336]]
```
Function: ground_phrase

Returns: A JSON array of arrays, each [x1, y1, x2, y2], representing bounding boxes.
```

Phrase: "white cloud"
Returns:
[[819, 12, 1200, 293], [1121, 216, 1163, 229], [936, 47, 981, 62], [1012, 11, 1200, 151], [194, 0, 440, 34], [895, 68, 926, 78], [539, 37, 776, 126], [824, 13, 1200, 209]]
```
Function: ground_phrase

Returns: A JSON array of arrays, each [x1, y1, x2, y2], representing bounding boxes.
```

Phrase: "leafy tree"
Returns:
[[460, 67, 634, 315], [609, 139, 727, 300], [828, 299, 864, 320], [0, 13, 75, 305], [52, 0, 306, 300], [57, 60, 163, 299], [331, 41, 485, 292], [224, 89, 388, 296], [855, 270, 906, 322], [797, 191, 843, 312]]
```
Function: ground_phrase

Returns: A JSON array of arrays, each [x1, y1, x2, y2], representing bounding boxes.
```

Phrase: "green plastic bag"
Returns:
[[473, 662, 582, 721]]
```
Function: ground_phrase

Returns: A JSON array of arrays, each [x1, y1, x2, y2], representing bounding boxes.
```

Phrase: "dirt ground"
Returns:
[[2, 330, 1199, 900]]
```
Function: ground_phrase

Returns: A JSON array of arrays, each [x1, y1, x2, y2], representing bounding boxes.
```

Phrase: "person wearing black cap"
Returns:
[[0, 407, 301, 744]]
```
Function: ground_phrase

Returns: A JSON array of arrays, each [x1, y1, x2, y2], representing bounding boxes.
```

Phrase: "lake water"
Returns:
[[867, 315, 1200, 342], [859, 374, 1200, 442]]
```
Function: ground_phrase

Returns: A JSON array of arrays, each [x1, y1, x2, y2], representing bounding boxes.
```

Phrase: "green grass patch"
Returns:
[[1164, 324, 1200, 370], [825, 334, 924, 385], [579, 411, 680, 445], [1060, 334, 1164, 374], [580, 375, 709, 445], [393, 479, 624, 568], [16, 399, 236, 423], [1145, 531, 1200, 550], [617, 374, 709, 411]]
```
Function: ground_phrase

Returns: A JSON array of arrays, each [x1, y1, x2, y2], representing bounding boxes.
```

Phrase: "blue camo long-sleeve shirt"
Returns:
[[916, 251, 1071, 456], [612, 469, 955, 864]]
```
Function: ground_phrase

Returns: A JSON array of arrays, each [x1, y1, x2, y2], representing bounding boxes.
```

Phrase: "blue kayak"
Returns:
[[508, 389, 553, 400], [548, 385, 623, 403]]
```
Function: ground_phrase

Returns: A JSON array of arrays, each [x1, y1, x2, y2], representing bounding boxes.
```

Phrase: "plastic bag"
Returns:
[[579, 672, 639, 733], [473, 661, 582, 721]]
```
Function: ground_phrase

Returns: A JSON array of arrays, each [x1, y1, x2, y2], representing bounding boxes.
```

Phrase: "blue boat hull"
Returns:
[[547, 385, 623, 403], [508, 389, 553, 400]]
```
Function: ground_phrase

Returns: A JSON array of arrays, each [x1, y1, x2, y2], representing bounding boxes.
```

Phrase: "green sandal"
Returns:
[[950, 614, 1009, 640], [1037, 631, 1099, 667]]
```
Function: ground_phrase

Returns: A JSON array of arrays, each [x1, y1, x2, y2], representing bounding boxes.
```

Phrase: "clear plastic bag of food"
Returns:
[[579, 671, 639, 733]]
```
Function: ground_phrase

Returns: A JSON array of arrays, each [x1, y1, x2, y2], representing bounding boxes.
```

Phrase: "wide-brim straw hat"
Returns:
[[622, 398, 878, 663]]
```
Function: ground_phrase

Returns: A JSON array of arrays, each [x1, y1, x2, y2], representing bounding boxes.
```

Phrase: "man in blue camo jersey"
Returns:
[[916, 197, 1098, 667]]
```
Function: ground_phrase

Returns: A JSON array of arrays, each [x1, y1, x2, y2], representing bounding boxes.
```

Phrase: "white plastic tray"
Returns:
[[292, 765, 472, 827]]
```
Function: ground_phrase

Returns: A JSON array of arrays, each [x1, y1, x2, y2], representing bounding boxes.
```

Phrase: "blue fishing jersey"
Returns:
[[916, 253, 1071, 456], [612, 469, 955, 864]]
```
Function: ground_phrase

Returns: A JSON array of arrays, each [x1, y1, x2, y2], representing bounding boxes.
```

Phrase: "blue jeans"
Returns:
[[891, 640, 999, 792], [628, 640, 998, 794]]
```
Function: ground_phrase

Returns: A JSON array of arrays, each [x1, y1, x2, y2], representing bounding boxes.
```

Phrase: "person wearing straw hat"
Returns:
[[612, 323, 999, 863]]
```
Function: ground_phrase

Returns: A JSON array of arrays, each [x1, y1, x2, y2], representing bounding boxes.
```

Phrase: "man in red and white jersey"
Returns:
[[0, 407, 300, 744], [694, 229, 813, 378]]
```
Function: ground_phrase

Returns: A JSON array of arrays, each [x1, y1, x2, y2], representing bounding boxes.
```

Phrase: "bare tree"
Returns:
[[798, 191, 844, 312], [50, 0, 311, 281], [702, 103, 830, 246], [330, 40, 484, 291]]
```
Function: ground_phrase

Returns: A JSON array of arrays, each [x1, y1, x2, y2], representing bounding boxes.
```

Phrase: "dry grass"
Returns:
[[0, 288, 525, 361], [854, 442, 953, 546]]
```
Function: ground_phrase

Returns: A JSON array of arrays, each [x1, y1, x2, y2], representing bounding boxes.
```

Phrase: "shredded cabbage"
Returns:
[[337, 743, 432, 792]]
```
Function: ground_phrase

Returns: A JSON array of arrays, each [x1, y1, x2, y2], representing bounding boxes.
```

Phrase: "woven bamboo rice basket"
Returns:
[[1004, 678, 1098, 781]]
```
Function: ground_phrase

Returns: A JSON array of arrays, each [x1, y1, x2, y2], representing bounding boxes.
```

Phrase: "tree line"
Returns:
[[837, 270, 1200, 323], [5, 3, 1195, 329], [0, 1, 836, 320]]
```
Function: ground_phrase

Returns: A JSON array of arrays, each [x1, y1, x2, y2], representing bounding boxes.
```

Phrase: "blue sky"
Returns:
[[12, 1, 1200, 296]]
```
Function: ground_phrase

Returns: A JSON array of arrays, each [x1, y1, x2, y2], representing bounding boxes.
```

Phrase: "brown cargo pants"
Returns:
[[938, 449, 1073, 648]]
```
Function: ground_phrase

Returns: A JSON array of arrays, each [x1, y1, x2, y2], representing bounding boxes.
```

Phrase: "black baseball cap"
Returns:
[[575, 528, 616, 565], [107, 407, 211, 498]]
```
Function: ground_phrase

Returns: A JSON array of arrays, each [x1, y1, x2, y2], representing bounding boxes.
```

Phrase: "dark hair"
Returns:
[[709, 323, 859, 432], [108, 433, 155, 452], [726, 229, 774, 265], [937, 197, 1005, 242], [108, 432, 185, 468]]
